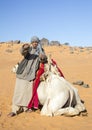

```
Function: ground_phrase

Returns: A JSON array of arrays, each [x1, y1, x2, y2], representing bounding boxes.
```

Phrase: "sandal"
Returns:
[[7, 112, 16, 117]]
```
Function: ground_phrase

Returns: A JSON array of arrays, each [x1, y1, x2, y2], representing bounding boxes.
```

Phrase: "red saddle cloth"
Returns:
[[28, 63, 44, 109], [51, 59, 65, 78], [27, 60, 64, 109]]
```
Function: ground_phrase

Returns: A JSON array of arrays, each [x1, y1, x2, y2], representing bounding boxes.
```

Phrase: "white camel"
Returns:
[[38, 73, 86, 116], [37, 62, 86, 116]]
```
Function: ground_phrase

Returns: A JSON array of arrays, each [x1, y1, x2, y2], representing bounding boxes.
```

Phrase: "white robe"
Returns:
[[12, 78, 33, 106]]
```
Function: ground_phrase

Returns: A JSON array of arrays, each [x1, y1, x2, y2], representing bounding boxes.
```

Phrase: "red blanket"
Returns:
[[27, 60, 64, 109], [51, 59, 65, 78], [28, 63, 44, 109]]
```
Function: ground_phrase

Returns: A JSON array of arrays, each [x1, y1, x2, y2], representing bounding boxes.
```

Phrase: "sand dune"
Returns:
[[0, 43, 92, 130]]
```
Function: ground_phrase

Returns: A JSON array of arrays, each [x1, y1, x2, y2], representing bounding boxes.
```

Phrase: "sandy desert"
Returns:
[[0, 43, 92, 130]]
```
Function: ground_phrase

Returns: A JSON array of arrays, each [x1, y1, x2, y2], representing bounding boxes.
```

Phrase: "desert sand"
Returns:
[[0, 43, 92, 130]]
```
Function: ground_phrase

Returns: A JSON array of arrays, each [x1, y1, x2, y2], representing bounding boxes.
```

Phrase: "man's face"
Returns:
[[32, 41, 38, 48]]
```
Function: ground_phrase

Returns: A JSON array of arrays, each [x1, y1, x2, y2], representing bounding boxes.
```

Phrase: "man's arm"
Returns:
[[20, 44, 30, 57], [38, 43, 47, 63]]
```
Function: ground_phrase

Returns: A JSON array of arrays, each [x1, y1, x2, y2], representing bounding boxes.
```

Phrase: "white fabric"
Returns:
[[12, 78, 33, 107]]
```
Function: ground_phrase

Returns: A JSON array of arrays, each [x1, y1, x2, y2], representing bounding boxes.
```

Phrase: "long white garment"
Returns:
[[12, 78, 33, 106]]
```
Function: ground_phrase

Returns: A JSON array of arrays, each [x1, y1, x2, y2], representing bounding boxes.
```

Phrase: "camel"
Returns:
[[37, 62, 86, 116]]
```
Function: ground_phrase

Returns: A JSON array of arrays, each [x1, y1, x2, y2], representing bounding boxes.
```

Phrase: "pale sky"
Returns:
[[0, 0, 92, 46]]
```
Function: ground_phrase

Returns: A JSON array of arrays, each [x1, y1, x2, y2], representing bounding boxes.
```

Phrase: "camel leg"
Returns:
[[41, 97, 52, 116], [54, 107, 80, 116], [54, 91, 86, 116], [41, 90, 70, 116]]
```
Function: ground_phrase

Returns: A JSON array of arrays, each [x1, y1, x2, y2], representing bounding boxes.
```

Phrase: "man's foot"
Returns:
[[25, 109, 33, 113], [7, 112, 16, 117], [25, 107, 38, 113], [34, 107, 38, 110]]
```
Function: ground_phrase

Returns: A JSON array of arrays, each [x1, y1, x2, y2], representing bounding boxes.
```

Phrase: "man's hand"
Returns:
[[39, 54, 45, 59], [39, 54, 47, 63], [22, 44, 30, 50]]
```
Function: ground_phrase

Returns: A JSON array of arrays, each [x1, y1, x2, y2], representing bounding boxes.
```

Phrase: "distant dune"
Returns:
[[0, 43, 92, 130]]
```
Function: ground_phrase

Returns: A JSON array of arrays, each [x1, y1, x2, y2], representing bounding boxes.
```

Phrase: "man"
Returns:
[[8, 36, 47, 117]]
